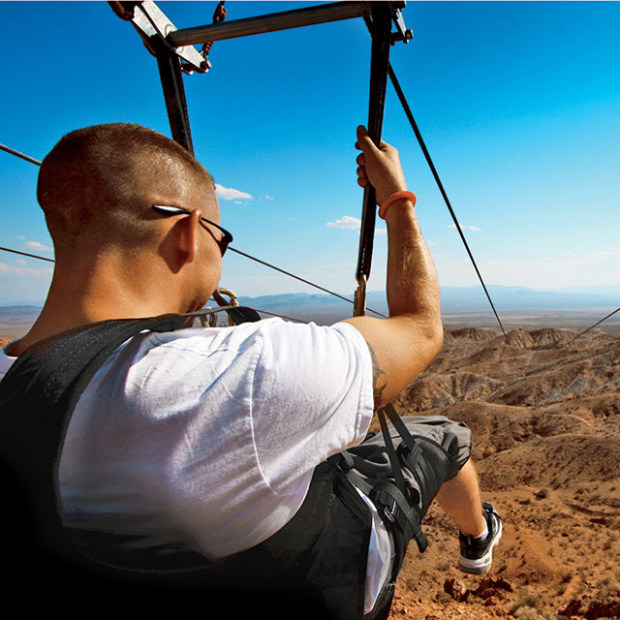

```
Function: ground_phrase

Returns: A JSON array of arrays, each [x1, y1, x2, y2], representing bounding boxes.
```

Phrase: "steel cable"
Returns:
[[0, 245, 54, 263], [0, 143, 42, 166], [227, 247, 386, 317], [386, 66, 507, 337], [562, 306, 620, 346]]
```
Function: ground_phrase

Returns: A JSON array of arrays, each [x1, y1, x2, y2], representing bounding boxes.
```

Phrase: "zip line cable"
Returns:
[[0, 144, 388, 319], [0, 245, 54, 263], [0, 143, 41, 166], [358, 15, 505, 335], [0, 242, 386, 319], [386, 66, 507, 338], [563, 306, 620, 347], [228, 247, 387, 317]]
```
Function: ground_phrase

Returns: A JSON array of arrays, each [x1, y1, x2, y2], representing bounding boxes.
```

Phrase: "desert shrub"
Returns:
[[514, 606, 544, 619], [510, 590, 543, 617]]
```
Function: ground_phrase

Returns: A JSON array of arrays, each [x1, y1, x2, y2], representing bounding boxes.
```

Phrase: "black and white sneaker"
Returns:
[[458, 502, 503, 574]]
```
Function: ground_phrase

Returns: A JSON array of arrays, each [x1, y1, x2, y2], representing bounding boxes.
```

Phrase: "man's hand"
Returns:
[[355, 125, 407, 205]]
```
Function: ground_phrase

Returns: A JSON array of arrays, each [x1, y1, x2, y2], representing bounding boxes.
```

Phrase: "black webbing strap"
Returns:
[[375, 404, 428, 555], [335, 403, 429, 574]]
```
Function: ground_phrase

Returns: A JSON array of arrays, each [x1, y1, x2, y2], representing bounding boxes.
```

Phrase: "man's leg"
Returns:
[[435, 459, 503, 574], [435, 459, 486, 537]]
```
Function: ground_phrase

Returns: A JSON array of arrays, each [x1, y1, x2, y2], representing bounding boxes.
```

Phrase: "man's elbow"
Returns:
[[429, 317, 444, 357], [416, 312, 444, 360]]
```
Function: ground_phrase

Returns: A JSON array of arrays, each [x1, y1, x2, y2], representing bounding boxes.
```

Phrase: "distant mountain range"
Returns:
[[1, 285, 618, 333], [237, 284, 620, 323], [438, 284, 620, 312]]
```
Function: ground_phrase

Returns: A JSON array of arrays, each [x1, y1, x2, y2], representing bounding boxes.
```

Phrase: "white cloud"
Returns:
[[215, 183, 253, 202], [325, 215, 387, 236], [0, 262, 53, 276], [326, 215, 361, 230], [24, 240, 53, 252], [448, 223, 481, 231]]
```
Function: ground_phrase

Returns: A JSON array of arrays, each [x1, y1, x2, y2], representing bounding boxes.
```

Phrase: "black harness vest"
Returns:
[[0, 311, 399, 619]]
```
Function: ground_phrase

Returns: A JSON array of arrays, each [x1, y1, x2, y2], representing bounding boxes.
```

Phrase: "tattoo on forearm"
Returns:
[[367, 343, 387, 409]]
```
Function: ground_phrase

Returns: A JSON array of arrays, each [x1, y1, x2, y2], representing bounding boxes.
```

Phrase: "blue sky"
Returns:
[[1, 1, 619, 305]]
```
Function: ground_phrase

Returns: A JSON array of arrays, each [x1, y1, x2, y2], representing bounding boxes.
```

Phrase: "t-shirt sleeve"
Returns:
[[249, 320, 374, 494]]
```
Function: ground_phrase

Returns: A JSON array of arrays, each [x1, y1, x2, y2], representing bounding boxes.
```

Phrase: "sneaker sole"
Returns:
[[458, 517, 503, 575]]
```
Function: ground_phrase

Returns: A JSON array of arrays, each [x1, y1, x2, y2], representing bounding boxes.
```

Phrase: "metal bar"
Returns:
[[168, 1, 372, 47], [132, 1, 210, 73], [151, 37, 195, 153], [353, 3, 392, 317]]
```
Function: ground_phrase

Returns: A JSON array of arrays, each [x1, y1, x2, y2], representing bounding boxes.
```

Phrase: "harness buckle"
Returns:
[[383, 500, 397, 523]]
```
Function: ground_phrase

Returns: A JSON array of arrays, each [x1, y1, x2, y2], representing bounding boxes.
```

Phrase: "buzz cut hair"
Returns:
[[37, 123, 214, 243]]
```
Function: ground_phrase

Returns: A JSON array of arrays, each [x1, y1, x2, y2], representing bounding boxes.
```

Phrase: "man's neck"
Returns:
[[7, 274, 196, 357]]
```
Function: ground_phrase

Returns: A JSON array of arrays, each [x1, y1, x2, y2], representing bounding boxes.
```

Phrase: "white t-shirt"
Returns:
[[1, 318, 391, 612]]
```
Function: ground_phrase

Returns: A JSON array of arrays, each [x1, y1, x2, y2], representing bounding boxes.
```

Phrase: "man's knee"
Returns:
[[400, 434, 459, 515], [401, 417, 471, 475]]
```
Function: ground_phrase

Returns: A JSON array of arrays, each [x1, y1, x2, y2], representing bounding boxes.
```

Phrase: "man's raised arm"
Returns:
[[344, 126, 443, 409]]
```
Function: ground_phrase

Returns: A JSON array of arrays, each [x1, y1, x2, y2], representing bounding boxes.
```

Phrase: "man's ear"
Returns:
[[178, 209, 202, 263]]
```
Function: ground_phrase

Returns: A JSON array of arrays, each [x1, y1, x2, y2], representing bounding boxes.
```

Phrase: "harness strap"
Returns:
[[376, 406, 409, 495], [335, 406, 430, 570], [335, 442, 427, 557], [337, 403, 460, 568]]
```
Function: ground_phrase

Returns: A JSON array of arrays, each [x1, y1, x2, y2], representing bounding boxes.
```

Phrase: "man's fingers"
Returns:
[[356, 124, 368, 140], [356, 125, 380, 154]]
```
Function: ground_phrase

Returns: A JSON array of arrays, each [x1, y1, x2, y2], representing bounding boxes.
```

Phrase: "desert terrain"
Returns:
[[1, 317, 619, 619], [381, 323, 620, 620]]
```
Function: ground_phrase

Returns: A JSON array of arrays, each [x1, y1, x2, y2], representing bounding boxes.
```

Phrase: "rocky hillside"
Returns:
[[383, 326, 620, 619]]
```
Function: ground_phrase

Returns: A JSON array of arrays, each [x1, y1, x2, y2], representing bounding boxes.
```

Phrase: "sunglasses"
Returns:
[[152, 204, 233, 256]]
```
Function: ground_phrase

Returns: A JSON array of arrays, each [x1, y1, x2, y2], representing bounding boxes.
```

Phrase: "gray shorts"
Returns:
[[343, 415, 472, 516]]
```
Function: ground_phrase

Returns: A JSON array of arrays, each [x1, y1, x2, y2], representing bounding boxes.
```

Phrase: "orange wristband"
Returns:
[[378, 190, 417, 219]]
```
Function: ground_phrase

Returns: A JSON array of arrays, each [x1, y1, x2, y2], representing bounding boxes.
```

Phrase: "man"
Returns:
[[0, 123, 500, 618]]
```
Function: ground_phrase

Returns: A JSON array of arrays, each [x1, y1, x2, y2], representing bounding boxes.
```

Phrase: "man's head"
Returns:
[[37, 123, 223, 311]]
